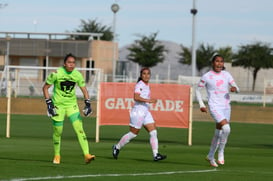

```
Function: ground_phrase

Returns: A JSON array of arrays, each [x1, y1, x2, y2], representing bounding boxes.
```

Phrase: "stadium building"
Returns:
[[0, 31, 118, 83]]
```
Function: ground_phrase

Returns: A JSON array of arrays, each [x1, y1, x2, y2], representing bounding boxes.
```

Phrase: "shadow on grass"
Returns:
[[0, 156, 50, 163]]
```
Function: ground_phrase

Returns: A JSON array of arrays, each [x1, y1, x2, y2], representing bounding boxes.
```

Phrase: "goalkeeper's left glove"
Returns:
[[83, 99, 92, 116]]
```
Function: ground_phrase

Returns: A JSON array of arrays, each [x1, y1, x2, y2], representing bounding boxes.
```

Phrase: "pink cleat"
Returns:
[[217, 159, 225, 165], [205, 156, 218, 168]]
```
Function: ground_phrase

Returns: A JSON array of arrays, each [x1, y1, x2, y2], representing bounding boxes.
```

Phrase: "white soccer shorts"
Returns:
[[209, 107, 231, 123], [129, 107, 154, 129]]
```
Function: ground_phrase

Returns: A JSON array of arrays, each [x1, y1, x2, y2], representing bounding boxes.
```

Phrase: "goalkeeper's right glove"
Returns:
[[45, 98, 58, 117]]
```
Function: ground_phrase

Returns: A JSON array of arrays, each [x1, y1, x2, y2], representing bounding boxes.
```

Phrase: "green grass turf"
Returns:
[[0, 114, 273, 181]]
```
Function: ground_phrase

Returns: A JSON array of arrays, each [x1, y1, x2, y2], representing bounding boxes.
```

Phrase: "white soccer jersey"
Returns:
[[133, 80, 151, 109], [197, 70, 236, 109], [129, 80, 154, 129]]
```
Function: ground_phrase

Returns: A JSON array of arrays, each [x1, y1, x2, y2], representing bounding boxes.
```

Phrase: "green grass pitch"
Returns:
[[0, 114, 273, 181]]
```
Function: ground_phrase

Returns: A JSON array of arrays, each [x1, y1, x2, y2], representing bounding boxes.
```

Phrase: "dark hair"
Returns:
[[64, 53, 76, 63], [211, 53, 224, 62], [211, 53, 226, 70], [137, 67, 151, 82]]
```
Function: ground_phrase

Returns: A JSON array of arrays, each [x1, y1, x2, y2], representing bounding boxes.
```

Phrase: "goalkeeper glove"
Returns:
[[83, 99, 92, 116], [45, 98, 58, 117]]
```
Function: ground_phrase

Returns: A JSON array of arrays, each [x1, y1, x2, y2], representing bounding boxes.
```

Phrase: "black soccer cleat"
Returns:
[[112, 145, 120, 159], [154, 153, 167, 161]]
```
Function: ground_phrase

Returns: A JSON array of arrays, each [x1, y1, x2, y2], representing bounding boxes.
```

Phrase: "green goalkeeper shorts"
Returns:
[[51, 104, 82, 123]]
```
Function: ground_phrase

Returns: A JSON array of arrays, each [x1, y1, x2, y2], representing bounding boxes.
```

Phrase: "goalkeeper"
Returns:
[[42, 53, 95, 164]]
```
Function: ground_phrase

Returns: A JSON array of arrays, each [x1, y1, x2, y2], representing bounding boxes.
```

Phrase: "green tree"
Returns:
[[232, 42, 273, 91], [73, 19, 113, 41], [179, 44, 233, 75], [0, 2, 8, 9], [178, 43, 215, 75], [127, 32, 167, 67], [217, 46, 233, 63]]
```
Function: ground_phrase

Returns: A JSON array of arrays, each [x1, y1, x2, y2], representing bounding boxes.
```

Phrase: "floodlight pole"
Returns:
[[191, 0, 198, 78], [111, 3, 120, 81]]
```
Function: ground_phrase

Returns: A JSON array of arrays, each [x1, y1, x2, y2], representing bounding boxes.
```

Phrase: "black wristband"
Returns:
[[84, 99, 91, 107], [45, 98, 52, 104]]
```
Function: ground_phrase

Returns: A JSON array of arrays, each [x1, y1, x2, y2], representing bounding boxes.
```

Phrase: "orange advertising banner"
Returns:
[[99, 82, 191, 128]]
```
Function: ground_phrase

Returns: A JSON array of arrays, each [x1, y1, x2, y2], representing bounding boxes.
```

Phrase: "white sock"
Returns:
[[116, 132, 137, 149], [149, 130, 159, 157], [218, 124, 231, 160], [208, 129, 221, 160]]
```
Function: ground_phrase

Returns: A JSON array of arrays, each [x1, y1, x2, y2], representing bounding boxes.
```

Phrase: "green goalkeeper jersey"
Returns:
[[46, 67, 85, 107]]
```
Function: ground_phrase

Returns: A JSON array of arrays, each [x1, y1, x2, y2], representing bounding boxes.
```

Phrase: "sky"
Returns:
[[0, 0, 272, 49]]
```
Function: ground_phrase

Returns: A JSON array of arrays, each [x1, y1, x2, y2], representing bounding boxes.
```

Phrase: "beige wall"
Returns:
[[225, 63, 273, 92], [91, 40, 118, 75], [0, 55, 4, 66]]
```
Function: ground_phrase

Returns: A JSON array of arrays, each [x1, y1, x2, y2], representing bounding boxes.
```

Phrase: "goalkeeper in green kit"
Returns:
[[42, 53, 95, 164]]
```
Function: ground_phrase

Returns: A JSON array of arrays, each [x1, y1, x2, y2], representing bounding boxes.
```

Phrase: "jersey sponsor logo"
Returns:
[[60, 80, 76, 95], [60, 93, 74, 97], [216, 79, 224, 87]]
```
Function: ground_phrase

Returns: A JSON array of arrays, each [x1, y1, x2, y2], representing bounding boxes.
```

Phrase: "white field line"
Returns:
[[8, 169, 217, 181]]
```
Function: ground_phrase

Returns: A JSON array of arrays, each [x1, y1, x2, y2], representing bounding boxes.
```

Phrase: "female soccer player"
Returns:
[[112, 67, 167, 161], [196, 54, 239, 167], [42, 53, 95, 164]]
